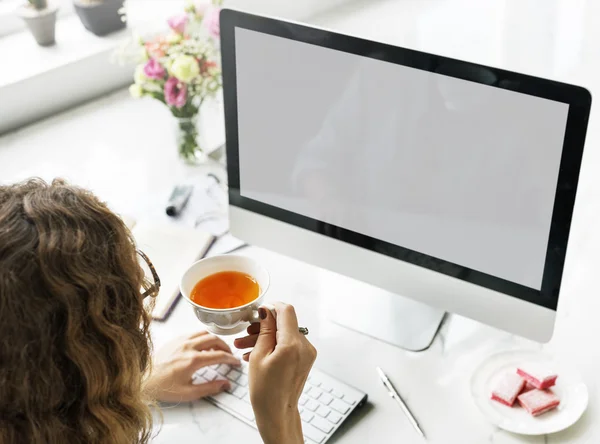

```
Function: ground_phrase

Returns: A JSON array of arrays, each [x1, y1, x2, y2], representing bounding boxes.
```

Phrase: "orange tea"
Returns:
[[190, 271, 259, 309]]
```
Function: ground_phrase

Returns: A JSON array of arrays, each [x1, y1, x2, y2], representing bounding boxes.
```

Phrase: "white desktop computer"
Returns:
[[220, 10, 591, 350]]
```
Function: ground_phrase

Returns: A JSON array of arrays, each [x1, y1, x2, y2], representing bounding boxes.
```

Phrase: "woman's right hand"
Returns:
[[234, 303, 317, 444]]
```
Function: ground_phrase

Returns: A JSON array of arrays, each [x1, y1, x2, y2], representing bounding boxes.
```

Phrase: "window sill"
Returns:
[[0, 15, 130, 89], [0, 0, 355, 135], [0, 14, 134, 135]]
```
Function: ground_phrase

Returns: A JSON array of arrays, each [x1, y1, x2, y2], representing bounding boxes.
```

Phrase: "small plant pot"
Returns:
[[73, 0, 126, 36], [17, 4, 58, 46]]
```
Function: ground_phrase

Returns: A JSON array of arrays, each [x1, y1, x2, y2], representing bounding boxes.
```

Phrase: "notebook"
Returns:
[[128, 219, 215, 320]]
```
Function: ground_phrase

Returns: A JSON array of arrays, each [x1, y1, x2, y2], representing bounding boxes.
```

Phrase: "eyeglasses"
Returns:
[[137, 249, 161, 298]]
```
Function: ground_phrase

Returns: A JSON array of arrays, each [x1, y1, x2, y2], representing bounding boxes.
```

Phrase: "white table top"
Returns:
[[1, 1, 600, 443]]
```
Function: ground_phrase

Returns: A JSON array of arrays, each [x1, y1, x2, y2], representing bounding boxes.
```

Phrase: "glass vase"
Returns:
[[173, 115, 207, 165]]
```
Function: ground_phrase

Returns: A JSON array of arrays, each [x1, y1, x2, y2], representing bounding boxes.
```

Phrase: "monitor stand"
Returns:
[[322, 275, 446, 351]]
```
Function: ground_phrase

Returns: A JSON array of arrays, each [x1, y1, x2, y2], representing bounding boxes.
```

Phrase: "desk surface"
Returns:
[[1, 1, 600, 443]]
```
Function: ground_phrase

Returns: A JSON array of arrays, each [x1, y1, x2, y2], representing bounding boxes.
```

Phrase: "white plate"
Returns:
[[471, 350, 588, 435]]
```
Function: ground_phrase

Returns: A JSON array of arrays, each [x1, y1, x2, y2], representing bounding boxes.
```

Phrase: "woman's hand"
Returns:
[[145, 331, 241, 403], [234, 303, 317, 444]]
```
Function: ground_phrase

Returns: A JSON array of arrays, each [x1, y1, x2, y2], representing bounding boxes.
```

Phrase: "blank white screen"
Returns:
[[235, 28, 569, 290]]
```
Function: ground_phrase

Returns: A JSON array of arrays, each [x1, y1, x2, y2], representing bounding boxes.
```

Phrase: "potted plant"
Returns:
[[125, 0, 223, 164], [74, 0, 126, 36], [17, 0, 58, 46]]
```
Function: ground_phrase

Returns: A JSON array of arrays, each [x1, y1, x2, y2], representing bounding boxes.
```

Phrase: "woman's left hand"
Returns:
[[145, 331, 241, 403]]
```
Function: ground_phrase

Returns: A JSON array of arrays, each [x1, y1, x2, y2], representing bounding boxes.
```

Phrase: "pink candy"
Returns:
[[490, 367, 560, 416], [518, 389, 560, 416], [517, 368, 558, 390], [491, 373, 526, 406]]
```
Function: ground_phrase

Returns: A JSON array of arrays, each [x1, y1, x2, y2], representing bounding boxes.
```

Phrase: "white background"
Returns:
[[2, 1, 599, 442]]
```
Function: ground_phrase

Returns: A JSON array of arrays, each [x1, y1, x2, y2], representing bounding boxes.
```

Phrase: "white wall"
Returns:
[[226, 0, 351, 21]]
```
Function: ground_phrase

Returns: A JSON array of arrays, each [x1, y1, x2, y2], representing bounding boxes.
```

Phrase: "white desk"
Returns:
[[1, 1, 600, 443]]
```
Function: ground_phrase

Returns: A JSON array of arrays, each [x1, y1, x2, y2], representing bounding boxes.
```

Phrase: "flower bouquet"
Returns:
[[127, 0, 222, 164]]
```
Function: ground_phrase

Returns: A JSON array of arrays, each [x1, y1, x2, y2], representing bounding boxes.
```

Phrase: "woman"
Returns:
[[0, 178, 316, 444]]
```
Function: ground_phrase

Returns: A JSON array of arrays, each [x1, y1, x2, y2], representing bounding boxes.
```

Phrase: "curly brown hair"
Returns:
[[0, 179, 154, 444]]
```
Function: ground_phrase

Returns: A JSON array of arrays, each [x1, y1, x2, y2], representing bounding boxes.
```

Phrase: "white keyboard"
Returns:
[[193, 359, 367, 443]]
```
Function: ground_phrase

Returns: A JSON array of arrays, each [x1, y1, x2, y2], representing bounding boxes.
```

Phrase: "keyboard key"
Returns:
[[310, 416, 334, 434], [331, 399, 350, 415], [308, 390, 322, 400], [309, 379, 322, 388], [332, 389, 344, 399], [240, 365, 249, 375], [196, 368, 207, 377], [306, 400, 319, 412], [237, 375, 249, 387], [320, 383, 333, 393], [225, 382, 238, 394], [300, 410, 314, 423], [227, 369, 242, 382], [242, 393, 251, 404], [342, 397, 357, 405], [233, 386, 247, 399], [209, 364, 219, 370], [299, 395, 308, 406], [217, 364, 231, 376], [338, 391, 359, 405], [212, 392, 255, 421], [319, 393, 333, 405], [303, 423, 327, 443], [327, 411, 342, 424], [315, 405, 330, 418], [192, 375, 208, 385], [205, 371, 219, 381]]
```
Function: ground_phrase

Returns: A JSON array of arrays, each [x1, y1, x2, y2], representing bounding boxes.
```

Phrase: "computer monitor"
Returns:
[[220, 9, 591, 349]]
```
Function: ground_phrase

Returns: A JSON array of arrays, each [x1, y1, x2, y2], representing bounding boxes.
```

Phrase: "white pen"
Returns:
[[376, 367, 426, 439]]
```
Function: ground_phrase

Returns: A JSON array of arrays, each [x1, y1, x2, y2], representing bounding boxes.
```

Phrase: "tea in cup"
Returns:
[[180, 254, 270, 335]]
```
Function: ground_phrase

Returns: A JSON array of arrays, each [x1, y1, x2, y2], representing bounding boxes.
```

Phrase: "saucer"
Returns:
[[470, 350, 588, 435]]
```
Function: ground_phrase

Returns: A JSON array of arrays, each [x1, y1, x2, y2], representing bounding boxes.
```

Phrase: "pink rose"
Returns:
[[203, 6, 220, 39], [167, 13, 188, 34], [164, 77, 187, 108], [143, 58, 165, 80]]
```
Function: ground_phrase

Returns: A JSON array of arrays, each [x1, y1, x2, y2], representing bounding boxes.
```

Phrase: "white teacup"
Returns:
[[180, 254, 270, 335]]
